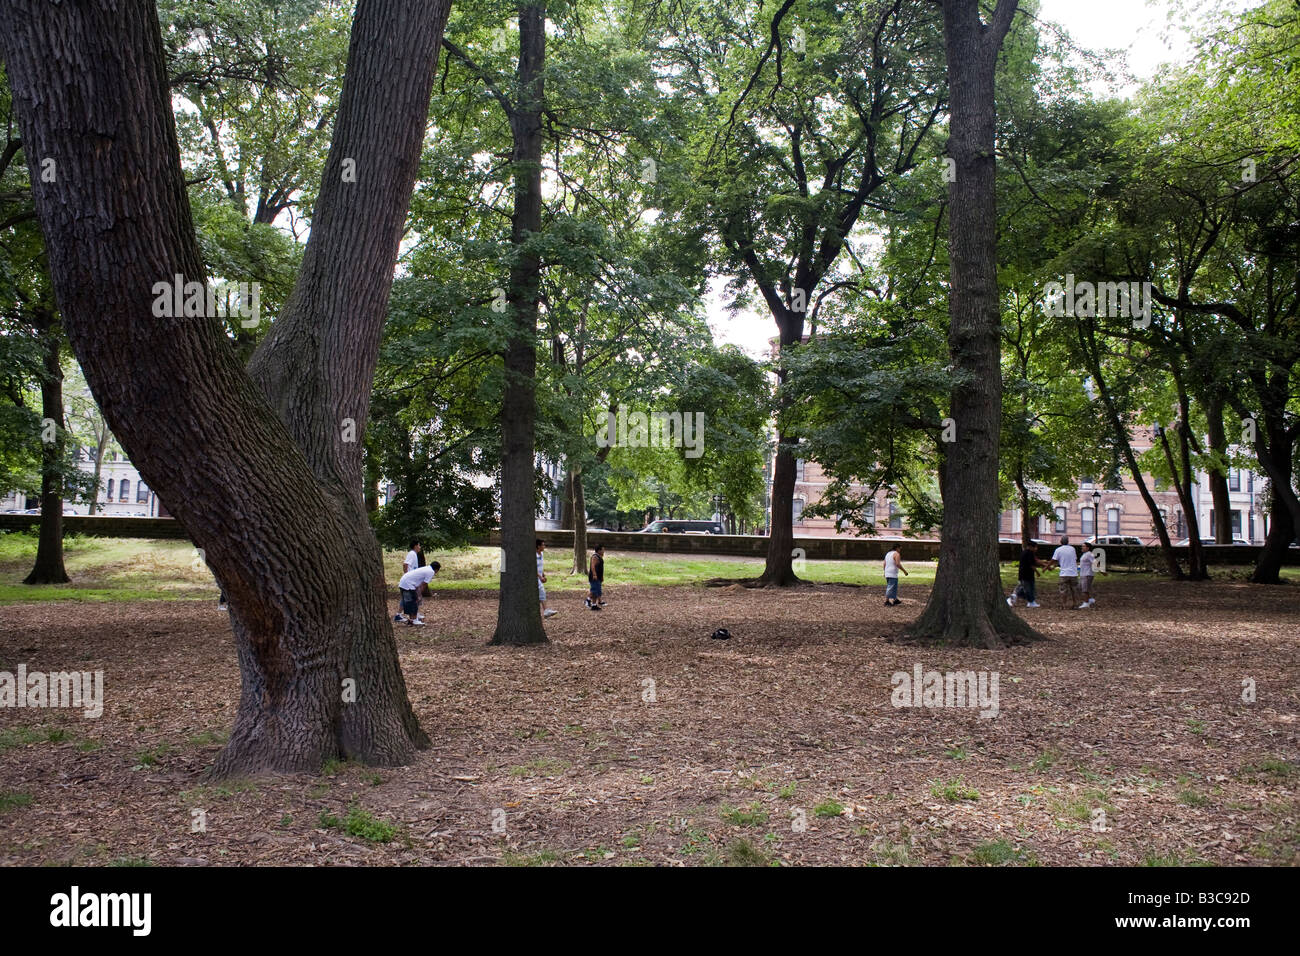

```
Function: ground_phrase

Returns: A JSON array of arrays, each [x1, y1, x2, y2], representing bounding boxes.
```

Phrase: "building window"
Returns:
[[1081, 507, 1095, 536], [1156, 508, 1168, 533], [106, 479, 114, 500], [1231, 510, 1242, 536], [888, 501, 902, 530], [794, 459, 806, 482], [1107, 507, 1120, 535], [792, 499, 804, 524], [1229, 469, 1240, 492], [1081, 477, 1094, 489], [1152, 475, 1165, 491], [136, 482, 150, 503], [864, 501, 875, 524], [119, 479, 130, 501], [1054, 507, 1067, 534]]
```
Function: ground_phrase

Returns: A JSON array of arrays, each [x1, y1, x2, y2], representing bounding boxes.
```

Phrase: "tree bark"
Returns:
[[761, 429, 801, 585], [490, 3, 549, 646], [23, 312, 70, 585], [0, 0, 451, 775], [570, 464, 588, 575], [1204, 396, 1233, 544], [904, 0, 1038, 648]]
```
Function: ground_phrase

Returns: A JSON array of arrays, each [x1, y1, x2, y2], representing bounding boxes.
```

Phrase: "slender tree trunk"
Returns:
[[24, 313, 70, 584], [560, 469, 575, 530], [570, 464, 588, 575], [1205, 396, 1233, 544], [904, 0, 1037, 648], [1, 0, 452, 776], [490, 3, 548, 646], [1016, 471, 1033, 549]]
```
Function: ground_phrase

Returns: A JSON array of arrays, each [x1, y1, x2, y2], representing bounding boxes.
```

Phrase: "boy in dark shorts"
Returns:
[[1008, 542, 1044, 608], [585, 545, 605, 610]]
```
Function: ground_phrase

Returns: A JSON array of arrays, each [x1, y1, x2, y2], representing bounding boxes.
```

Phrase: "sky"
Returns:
[[706, 0, 1260, 358]]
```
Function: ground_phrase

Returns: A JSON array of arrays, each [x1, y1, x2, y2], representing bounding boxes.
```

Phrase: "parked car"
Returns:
[[638, 519, 725, 534], [1174, 537, 1215, 547], [1087, 535, 1144, 548]]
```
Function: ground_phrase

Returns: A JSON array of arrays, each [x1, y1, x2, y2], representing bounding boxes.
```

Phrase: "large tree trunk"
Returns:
[[1, 0, 452, 776], [23, 313, 70, 585], [760, 431, 801, 585], [904, 0, 1037, 648], [490, 3, 548, 646]]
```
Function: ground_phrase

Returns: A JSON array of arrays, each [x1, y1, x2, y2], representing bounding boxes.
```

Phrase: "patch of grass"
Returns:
[[320, 758, 345, 776], [1141, 849, 1210, 867], [1238, 758, 1297, 783], [946, 744, 971, 761], [279, 814, 293, 828], [76, 738, 102, 752], [869, 837, 913, 866], [778, 782, 797, 799], [720, 802, 769, 827], [502, 849, 562, 866], [812, 799, 845, 818], [508, 757, 570, 778], [1030, 747, 1060, 772], [318, 804, 399, 844], [721, 838, 777, 867], [970, 839, 1037, 866], [131, 743, 173, 768], [638, 774, 654, 785], [0, 726, 71, 751], [108, 856, 153, 867], [1177, 787, 1211, 807], [1186, 718, 1208, 736], [930, 778, 979, 802], [1049, 789, 1115, 829], [187, 730, 228, 747], [0, 790, 34, 812]]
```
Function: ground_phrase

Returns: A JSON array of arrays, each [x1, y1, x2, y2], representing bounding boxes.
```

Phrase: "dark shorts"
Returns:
[[589, 579, 602, 598], [400, 588, 419, 616], [1018, 576, 1036, 603]]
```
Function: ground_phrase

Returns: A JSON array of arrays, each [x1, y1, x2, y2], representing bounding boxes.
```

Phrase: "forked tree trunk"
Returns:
[[1249, 413, 1299, 584], [24, 313, 70, 585], [1, 0, 452, 775], [490, 3, 549, 646], [904, 0, 1038, 648]]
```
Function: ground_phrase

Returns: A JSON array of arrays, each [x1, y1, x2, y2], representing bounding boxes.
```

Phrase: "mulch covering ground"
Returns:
[[1, 576, 1297, 866]]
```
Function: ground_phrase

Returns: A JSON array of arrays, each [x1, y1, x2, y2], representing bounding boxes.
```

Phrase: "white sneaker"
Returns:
[[1088, 599, 1095, 606], [1077, 602, 1089, 609], [1006, 596, 1016, 606], [410, 619, 426, 626], [543, 609, 557, 618], [1026, 602, 1040, 608], [415, 615, 425, 623]]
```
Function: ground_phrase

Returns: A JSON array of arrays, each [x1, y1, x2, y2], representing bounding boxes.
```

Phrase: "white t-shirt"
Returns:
[[536, 552, 544, 579], [1053, 545, 1078, 577], [1080, 552, 1095, 576], [884, 550, 901, 576], [403, 550, 420, 572], [399, 566, 437, 591]]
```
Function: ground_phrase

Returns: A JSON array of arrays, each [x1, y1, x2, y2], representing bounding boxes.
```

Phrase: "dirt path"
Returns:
[[1, 579, 1297, 866]]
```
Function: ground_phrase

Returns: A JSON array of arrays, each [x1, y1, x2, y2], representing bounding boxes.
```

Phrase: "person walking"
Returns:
[[396, 539, 427, 622], [1049, 536, 1079, 609], [537, 539, 557, 618], [585, 544, 606, 610], [1079, 541, 1105, 609], [883, 545, 908, 606], [1009, 542, 1044, 608]]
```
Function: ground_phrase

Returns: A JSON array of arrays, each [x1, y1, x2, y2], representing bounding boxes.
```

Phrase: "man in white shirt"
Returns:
[[1049, 536, 1079, 609], [397, 540, 425, 623], [397, 562, 439, 626]]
